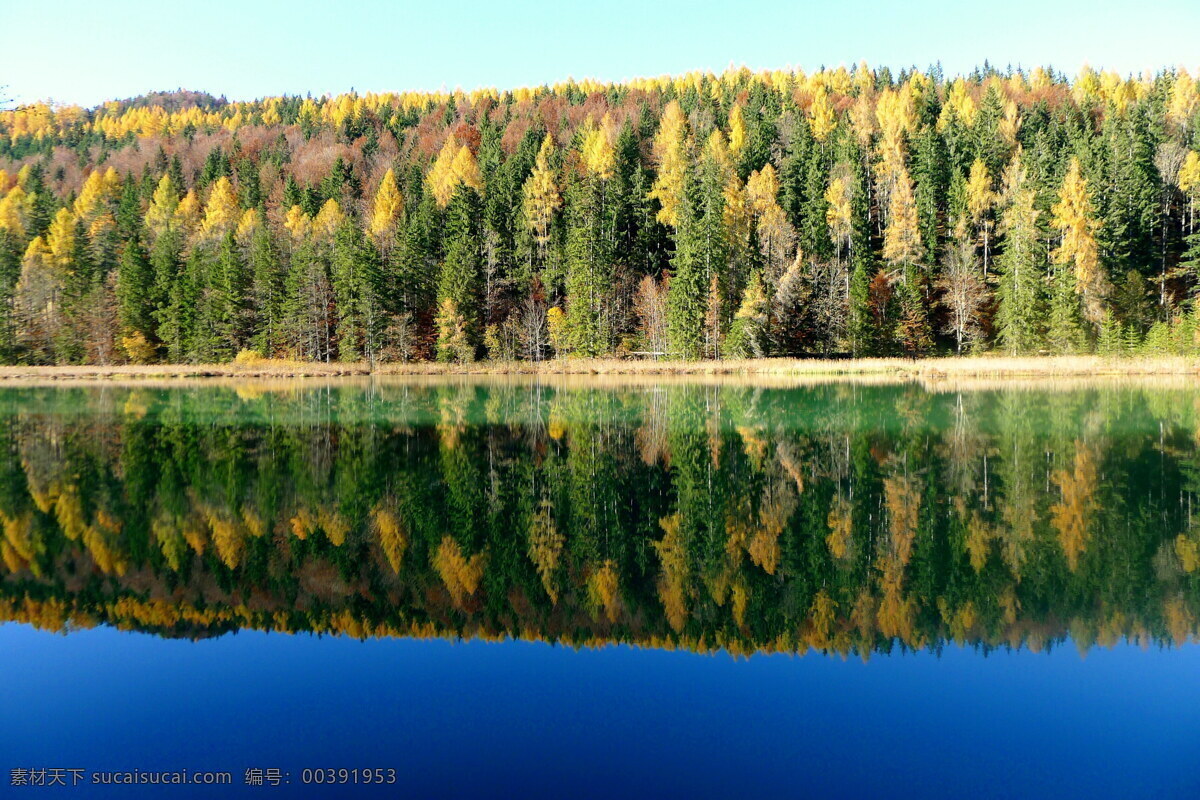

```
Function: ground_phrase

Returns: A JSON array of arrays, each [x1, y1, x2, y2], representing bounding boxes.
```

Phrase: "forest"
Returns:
[[1, 381, 1198, 655], [0, 64, 1199, 364]]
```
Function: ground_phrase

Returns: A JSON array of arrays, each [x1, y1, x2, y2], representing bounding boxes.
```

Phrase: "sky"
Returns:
[[2, 0, 1199, 108]]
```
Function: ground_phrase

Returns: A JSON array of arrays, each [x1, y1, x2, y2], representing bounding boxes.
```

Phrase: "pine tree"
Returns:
[[332, 221, 384, 362], [667, 139, 726, 358], [249, 224, 283, 356], [995, 156, 1047, 354], [116, 235, 155, 353], [437, 187, 482, 356]]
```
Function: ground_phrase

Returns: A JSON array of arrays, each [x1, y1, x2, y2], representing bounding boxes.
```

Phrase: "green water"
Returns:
[[1, 377, 1198, 655]]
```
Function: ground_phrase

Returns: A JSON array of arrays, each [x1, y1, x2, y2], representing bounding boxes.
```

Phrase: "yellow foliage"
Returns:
[[46, 208, 77, 272], [546, 305, 569, 355], [1, 512, 38, 575], [580, 116, 616, 180], [825, 177, 852, 248], [1164, 595, 1195, 645], [965, 511, 993, 572], [371, 503, 408, 573], [648, 101, 689, 227], [1049, 442, 1098, 571], [368, 168, 403, 241], [121, 332, 157, 364], [74, 167, 118, 220], [1175, 534, 1199, 573], [200, 176, 239, 239], [144, 175, 180, 236], [527, 500, 563, 602], [427, 138, 483, 207], [654, 513, 690, 631], [175, 190, 200, 233], [882, 167, 923, 267], [808, 590, 838, 649], [826, 495, 853, 559], [965, 159, 996, 224], [944, 79, 978, 127], [522, 135, 561, 249], [1052, 158, 1106, 323], [727, 104, 747, 154], [0, 185, 31, 234], [1168, 71, 1198, 129], [809, 86, 837, 141], [587, 559, 621, 622], [311, 199, 344, 241], [884, 472, 920, 565], [432, 535, 486, 605], [283, 204, 310, 239], [318, 509, 349, 546], [235, 208, 262, 242], [1179, 151, 1200, 199]]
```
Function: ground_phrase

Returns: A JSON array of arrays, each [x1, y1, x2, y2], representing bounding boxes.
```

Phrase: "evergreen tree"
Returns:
[[437, 187, 482, 356], [995, 157, 1047, 354], [116, 235, 155, 352]]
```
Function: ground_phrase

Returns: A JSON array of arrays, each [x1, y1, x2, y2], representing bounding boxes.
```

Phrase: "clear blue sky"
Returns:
[[3, 0, 1198, 107]]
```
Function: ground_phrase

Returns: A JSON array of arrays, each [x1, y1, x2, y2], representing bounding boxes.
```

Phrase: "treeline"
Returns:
[[1, 64, 1199, 364], [1, 382, 1198, 653]]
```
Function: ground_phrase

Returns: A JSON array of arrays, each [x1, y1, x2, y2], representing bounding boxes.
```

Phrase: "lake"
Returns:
[[1, 377, 1198, 797]]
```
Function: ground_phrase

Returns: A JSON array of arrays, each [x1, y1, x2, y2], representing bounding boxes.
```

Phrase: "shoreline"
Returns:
[[0, 355, 1196, 383]]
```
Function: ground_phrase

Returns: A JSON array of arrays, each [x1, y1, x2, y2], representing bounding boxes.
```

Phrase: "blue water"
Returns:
[[1, 625, 1197, 798]]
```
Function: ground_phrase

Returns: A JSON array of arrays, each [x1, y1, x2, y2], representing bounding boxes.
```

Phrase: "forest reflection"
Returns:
[[1, 378, 1198, 658]]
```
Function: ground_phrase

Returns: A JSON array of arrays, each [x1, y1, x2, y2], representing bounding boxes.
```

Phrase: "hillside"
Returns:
[[0, 64, 1197, 366]]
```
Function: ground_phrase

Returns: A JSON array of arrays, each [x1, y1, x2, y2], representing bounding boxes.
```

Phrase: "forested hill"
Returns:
[[0, 65, 1198, 365]]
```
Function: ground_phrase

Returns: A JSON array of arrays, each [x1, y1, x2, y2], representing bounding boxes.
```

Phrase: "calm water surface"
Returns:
[[0, 378, 1198, 797]]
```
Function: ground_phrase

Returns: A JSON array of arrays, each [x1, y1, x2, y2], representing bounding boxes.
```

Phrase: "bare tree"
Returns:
[[633, 274, 668, 355], [518, 295, 548, 361], [937, 234, 989, 354]]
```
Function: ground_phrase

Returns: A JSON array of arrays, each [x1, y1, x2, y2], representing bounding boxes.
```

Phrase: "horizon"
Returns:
[[11, 60, 1200, 111]]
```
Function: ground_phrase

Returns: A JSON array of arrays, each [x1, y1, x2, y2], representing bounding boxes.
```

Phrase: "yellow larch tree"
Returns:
[[46, 208, 77, 273], [809, 85, 837, 142], [311, 198, 345, 241], [522, 134, 561, 255], [648, 100, 689, 227], [235, 208, 262, 244], [825, 176, 852, 265], [1051, 158, 1108, 325], [580, 116, 616, 180], [875, 88, 916, 198], [367, 167, 403, 243], [882, 166, 924, 272], [427, 137, 484, 207], [283, 205, 311, 240], [0, 185, 31, 236], [73, 167, 119, 222], [727, 104, 747, 156], [144, 174, 180, 238], [965, 159, 997, 273], [1180, 151, 1200, 231], [175, 189, 200, 235], [1168, 70, 1197, 131], [370, 501, 408, 574], [199, 176, 239, 240]]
